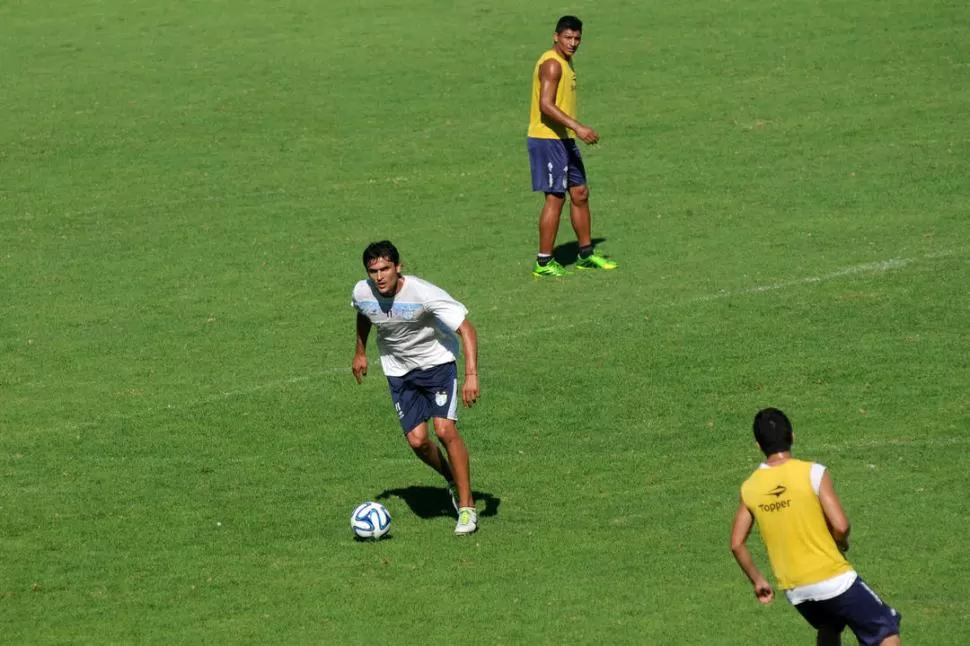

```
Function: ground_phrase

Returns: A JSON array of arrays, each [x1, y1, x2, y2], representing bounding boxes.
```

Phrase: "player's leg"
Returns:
[[528, 137, 570, 276], [390, 373, 455, 481], [571, 184, 616, 269], [433, 417, 477, 535], [566, 140, 616, 270], [405, 421, 455, 482], [567, 183, 592, 249], [418, 362, 477, 534], [416, 363, 473, 508], [538, 191, 567, 254], [431, 418, 473, 508], [565, 139, 592, 249], [533, 191, 569, 277]]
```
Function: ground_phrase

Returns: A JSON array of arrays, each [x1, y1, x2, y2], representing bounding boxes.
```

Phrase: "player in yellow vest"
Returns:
[[527, 16, 617, 277], [730, 408, 901, 645]]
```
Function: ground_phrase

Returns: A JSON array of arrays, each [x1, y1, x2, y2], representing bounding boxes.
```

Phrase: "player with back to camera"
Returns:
[[730, 408, 902, 645], [351, 241, 480, 535], [527, 15, 617, 277]]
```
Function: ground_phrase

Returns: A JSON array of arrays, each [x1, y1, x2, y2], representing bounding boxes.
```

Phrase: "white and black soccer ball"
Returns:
[[351, 502, 391, 539]]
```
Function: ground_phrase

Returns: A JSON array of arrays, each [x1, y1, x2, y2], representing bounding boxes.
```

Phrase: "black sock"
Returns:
[[537, 254, 552, 266], [579, 245, 594, 259]]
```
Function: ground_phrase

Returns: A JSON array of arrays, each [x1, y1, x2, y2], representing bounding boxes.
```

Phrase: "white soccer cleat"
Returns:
[[455, 507, 478, 535]]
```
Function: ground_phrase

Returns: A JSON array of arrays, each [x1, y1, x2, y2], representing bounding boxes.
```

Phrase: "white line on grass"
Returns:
[[158, 367, 354, 410], [677, 248, 957, 308], [166, 247, 962, 405], [494, 248, 958, 340], [689, 247, 958, 302], [37, 248, 962, 431], [691, 257, 911, 302]]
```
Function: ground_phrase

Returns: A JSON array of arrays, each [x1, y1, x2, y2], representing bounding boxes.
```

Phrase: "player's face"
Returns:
[[366, 257, 402, 296], [554, 29, 582, 58]]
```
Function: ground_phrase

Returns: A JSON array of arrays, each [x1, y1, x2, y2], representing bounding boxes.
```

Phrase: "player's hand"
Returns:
[[753, 578, 774, 604], [575, 125, 600, 145], [352, 355, 368, 384], [837, 538, 849, 554], [462, 374, 479, 407]]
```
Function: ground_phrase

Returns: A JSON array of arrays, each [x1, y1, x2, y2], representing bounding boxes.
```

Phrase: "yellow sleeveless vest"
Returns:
[[528, 49, 577, 140], [741, 460, 852, 589]]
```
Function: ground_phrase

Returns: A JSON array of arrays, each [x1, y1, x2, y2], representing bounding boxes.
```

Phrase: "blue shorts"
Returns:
[[795, 577, 901, 646], [386, 362, 459, 434], [527, 137, 587, 193]]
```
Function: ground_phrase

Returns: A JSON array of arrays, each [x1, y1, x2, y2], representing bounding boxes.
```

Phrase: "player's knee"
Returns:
[[569, 185, 589, 205], [406, 427, 431, 451], [432, 419, 459, 442]]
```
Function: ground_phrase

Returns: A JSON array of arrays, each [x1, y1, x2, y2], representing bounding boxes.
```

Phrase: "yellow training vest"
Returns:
[[527, 49, 577, 140], [740, 459, 852, 589]]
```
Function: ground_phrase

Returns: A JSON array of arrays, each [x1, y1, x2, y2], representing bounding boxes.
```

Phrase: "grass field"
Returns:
[[2, 0, 969, 643]]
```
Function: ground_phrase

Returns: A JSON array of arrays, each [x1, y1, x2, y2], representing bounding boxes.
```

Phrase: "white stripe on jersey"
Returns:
[[352, 275, 467, 377]]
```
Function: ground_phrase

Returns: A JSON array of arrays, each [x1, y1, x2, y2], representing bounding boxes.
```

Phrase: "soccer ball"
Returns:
[[351, 502, 391, 539]]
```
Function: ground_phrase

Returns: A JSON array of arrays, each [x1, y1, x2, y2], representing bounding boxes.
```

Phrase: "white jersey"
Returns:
[[351, 275, 468, 377]]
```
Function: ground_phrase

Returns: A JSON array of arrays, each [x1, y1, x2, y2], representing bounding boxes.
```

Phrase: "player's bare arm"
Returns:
[[457, 319, 479, 407], [817, 471, 851, 552], [352, 312, 371, 384], [538, 59, 599, 145], [730, 499, 775, 604]]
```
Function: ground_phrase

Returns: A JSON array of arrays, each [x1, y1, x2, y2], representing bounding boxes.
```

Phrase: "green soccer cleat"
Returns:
[[532, 259, 570, 277], [575, 252, 618, 270]]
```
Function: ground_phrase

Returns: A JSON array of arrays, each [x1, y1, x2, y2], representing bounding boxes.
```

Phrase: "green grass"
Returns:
[[2, 0, 969, 643]]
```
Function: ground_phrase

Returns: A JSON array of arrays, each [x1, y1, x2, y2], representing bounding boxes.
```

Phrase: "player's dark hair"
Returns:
[[753, 408, 793, 456], [555, 15, 583, 34], [362, 240, 400, 267]]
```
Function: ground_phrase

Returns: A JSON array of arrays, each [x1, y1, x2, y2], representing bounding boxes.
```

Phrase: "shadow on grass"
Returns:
[[375, 485, 501, 520], [553, 237, 607, 267], [353, 534, 395, 543]]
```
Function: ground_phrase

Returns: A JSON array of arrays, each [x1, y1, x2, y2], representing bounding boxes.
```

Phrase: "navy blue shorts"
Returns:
[[387, 362, 459, 434], [795, 577, 901, 646], [527, 137, 587, 193]]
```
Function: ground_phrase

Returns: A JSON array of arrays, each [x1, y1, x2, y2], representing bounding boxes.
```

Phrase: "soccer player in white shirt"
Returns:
[[352, 241, 480, 535]]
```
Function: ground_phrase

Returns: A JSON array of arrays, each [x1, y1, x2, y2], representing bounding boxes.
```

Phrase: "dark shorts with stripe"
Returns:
[[387, 362, 459, 434], [527, 137, 587, 193], [795, 577, 901, 646]]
